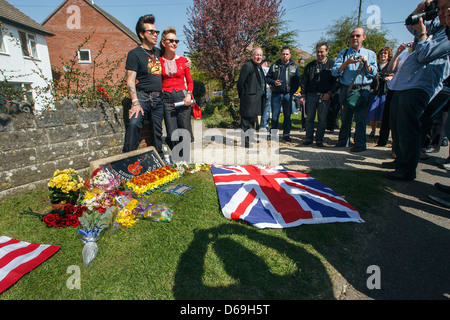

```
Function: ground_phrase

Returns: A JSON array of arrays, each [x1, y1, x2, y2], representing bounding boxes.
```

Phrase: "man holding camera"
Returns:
[[384, 0, 450, 181], [331, 27, 378, 152]]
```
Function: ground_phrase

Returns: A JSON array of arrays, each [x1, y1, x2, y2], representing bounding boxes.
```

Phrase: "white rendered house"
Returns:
[[0, 0, 54, 112]]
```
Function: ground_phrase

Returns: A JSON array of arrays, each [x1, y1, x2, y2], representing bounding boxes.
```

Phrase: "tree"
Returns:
[[319, 13, 396, 59], [254, 19, 298, 64], [184, 0, 284, 106]]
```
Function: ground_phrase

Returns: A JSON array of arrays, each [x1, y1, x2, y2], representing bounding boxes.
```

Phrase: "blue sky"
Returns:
[[7, 0, 420, 55]]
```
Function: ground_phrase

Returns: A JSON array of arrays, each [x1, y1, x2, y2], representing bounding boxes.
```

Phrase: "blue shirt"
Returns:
[[331, 47, 378, 86], [392, 21, 450, 101]]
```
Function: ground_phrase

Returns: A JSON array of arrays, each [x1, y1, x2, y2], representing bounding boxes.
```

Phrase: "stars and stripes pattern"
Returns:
[[0, 236, 60, 293], [211, 165, 364, 229]]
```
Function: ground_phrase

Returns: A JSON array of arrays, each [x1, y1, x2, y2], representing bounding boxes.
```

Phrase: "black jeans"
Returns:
[[122, 91, 164, 157]]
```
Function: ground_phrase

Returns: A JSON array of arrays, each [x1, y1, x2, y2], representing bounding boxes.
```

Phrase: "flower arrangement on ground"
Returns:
[[77, 206, 116, 267], [86, 167, 121, 192], [113, 196, 174, 229], [171, 162, 210, 176], [22, 203, 89, 229], [125, 165, 180, 195], [81, 167, 122, 210], [48, 169, 84, 205]]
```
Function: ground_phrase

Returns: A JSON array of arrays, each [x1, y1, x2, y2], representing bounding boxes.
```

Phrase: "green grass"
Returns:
[[0, 168, 390, 300]]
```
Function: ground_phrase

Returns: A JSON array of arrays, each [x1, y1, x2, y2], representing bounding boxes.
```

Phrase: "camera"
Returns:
[[405, 0, 439, 25], [353, 55, 362, 60]]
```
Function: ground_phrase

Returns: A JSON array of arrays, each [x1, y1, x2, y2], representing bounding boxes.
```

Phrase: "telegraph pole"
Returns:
[[357, 0, 363, 26]]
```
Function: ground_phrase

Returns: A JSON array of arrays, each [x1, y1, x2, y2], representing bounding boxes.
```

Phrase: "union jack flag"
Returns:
[[211, 165, 363, 229]]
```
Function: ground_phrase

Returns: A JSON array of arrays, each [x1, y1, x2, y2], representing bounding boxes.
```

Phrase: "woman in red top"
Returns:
[[160, 26, 194, 155]]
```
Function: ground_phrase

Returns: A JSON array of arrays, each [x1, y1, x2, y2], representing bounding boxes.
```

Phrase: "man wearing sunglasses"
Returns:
[[123, 14, 165, 158], [331, 27, 378, 153]]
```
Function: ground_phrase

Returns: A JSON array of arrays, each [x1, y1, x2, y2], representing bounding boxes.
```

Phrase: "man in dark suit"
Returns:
[[237, 47, 266, 147]]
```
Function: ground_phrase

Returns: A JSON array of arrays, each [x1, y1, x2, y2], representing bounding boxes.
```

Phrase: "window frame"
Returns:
[[77, 49, 92, 64], [0, 32, 7, 54], [18, 30, 39, 59]]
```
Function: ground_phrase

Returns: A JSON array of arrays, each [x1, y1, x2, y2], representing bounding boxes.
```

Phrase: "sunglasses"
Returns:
[[351, 34, 362, 38], [143, 29, 160, 35], [165, 39, 180, 44]]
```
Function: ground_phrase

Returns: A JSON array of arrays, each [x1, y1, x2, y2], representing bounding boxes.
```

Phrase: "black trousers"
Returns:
[[241, 115, 257, 147], [163, 89, 192, 151], [390, 89, 430, 178]]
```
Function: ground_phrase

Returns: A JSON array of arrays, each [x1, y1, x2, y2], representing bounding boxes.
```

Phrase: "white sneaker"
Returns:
[[436, 157, 450, 170]]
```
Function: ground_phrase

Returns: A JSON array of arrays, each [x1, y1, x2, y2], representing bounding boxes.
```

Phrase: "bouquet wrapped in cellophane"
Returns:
[[77, 207, 116, 267]]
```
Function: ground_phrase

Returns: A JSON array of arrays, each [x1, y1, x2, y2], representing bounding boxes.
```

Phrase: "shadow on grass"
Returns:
[[173, 223, 335, 300]]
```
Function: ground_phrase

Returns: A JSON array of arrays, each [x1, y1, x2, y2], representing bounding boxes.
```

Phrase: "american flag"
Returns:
[[0, 236, 60, 294], [211, 165, 364, 229]]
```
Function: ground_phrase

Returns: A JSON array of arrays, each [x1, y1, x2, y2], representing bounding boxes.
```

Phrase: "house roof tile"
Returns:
[[0, 0, 54, 36]]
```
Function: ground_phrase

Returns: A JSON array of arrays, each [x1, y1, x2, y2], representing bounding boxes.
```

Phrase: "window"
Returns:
[[0, 33, 6, 54], [2, 82, 33, 104], [18, 30, 38, 58], [78, 49, 91, 64]]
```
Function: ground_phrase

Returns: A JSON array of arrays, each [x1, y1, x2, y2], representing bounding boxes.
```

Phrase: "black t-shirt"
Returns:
[[125, 46, 162, 92]]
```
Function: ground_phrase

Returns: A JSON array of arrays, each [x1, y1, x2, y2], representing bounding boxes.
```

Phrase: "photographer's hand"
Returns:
[[411, 17, 428, 41], [413, 0, 433, 14], [338, 54, 360, 73], [360, 55, 372, 73]]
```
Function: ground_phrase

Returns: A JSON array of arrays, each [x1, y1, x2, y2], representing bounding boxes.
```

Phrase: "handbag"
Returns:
[[191, 94, 201, 119], [345, 89, 369, 112], [192, 103, 201, 119], [345, 62, 369, 112]]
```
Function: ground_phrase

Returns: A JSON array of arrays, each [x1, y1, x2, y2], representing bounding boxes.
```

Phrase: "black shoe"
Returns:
[[427, 195, 450, 209], [435, 183, 450, 195], [384, 171, 415, 181], [334, 143, 346, 147], [316, 142, 324, 147], [283, 136, 291, 142], [350, 146, 367, 152], [303, 140, 312, 146], [381, 161, 396, 169]]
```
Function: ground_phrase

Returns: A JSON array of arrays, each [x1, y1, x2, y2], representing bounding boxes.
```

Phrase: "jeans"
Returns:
[[271, 92, 292, 137], [337, 87, 371, 148], [260, 89, 271, 129], [122, 91, 164, 157], [304, 93, 330, 144]]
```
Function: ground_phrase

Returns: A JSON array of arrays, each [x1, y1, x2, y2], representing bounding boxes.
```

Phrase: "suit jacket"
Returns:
[[237, 60, 266, 117]]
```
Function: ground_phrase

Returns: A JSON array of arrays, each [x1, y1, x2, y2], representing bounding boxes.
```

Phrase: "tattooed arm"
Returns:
[[126, 70, 144, 119]]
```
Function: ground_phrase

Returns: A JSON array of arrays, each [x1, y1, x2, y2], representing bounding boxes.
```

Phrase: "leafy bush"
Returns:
[[203, 102, 237, 128]]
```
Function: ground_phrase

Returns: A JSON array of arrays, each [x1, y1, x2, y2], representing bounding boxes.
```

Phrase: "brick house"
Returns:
[[42, 0, 140, 92]]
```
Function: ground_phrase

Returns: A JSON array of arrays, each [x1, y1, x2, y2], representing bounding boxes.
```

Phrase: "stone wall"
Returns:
[[0, 99, 142, 199]]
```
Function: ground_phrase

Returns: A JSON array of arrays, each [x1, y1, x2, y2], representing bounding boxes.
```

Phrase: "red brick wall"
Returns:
[[43, 0, 138, 84]]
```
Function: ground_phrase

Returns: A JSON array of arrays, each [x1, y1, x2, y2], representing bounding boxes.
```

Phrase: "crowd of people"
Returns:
[[121, 1, 450, 206], [236, 0, 450, 186]]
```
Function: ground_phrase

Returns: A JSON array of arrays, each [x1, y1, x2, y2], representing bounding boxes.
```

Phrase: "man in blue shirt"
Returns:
[[385, 0, 450, 181], [331, 27, 378, 152]]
